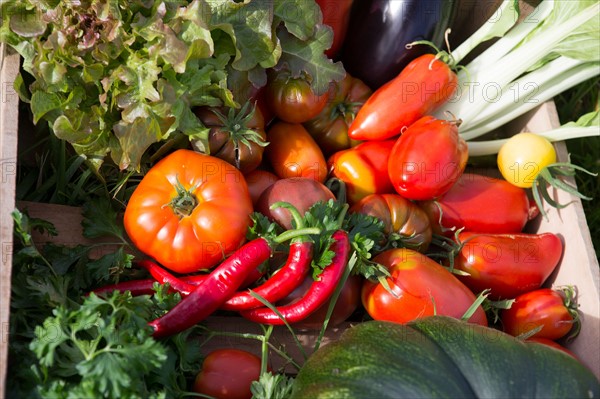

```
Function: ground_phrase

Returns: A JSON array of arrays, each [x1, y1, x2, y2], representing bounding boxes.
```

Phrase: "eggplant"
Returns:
[[340, 0, 458, 89]]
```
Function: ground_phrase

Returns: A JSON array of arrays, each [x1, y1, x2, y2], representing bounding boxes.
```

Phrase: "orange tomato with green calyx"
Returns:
[[124, 149, 253, 273]]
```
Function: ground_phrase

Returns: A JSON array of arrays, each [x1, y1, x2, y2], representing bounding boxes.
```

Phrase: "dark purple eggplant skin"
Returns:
[[339, 0, 458, 90]]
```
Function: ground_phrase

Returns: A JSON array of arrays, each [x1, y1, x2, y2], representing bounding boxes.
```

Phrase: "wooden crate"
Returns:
[[1, 3, 599, 395]]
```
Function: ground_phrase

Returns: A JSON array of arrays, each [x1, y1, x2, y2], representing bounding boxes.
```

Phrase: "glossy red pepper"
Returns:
[[221, 202, 315, 311], [348, 54, 457, 141], [240, 230, 350, 325], [149, 237, 274, 338], [420, 173, 539, 235], [137, 260, 197, 296], [92, 270, 265, 299], [92, 279, 160, 297], [221, 241, 313, 311], [148, 204, 321, 338]]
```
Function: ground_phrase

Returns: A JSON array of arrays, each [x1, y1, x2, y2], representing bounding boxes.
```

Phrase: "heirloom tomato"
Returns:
[[388, 116, 468, 200], [328, 140, 395, 204], [265, 122, 328, 182], [193, 102, 267, 173], [243, 169, 279, 206], [256, 177, 335, 230], [362, 248, 487, 326], [303, 73, 371, 156], [350, 193, 432, 252], [502, 287, 579, 340], [265, 70, 328, 124], [193, 349, 262, 399], [453, 232, 563, 300], [124, 149, 253, 273], [420, 173, 539, 235]]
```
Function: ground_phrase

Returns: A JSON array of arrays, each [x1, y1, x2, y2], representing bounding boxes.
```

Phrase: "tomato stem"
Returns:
[[167, 178, 199, 218], [532, 162, 597, 220]]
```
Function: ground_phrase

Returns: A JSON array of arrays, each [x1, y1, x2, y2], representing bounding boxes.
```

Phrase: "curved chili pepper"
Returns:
[[220, 241, 313, 311], [92, 278, 159, 297], [91, 274, 210, 297], [149, 236, 274, 338], [137, 259, 197, 296], [240, 230, 350, 325], [94, 262, 266, 299], [221, 202, 314, 311]]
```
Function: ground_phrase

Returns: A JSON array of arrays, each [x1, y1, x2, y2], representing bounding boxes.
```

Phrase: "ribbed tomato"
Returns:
[[350, 193, 432, 252], [124, 149, 253, 273]]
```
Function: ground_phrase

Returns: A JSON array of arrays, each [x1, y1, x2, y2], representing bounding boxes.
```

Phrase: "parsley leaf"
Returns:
[[30, 291, 167, 397], [81, 197, 126, 241], [251, 372, 295, 399]]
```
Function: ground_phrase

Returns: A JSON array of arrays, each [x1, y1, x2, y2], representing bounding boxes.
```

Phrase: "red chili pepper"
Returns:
[[91, 274, 210, 297], [137, 260, 197, 296], [92, 278, 159, 297], [220, 241, 313, 311], [220, 202, 314, 311], [240, 230, 350, 325], [149, 236, 274, 338]]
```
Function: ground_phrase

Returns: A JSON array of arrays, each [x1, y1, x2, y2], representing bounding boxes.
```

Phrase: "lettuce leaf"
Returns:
[[2, 0, 345, 171]]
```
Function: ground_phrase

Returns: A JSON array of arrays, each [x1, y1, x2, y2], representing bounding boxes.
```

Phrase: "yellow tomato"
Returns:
[[497, 132, 557, 188]]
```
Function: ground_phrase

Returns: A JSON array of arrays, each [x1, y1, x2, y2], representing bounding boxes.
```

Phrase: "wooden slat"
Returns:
[[0, 44, 20, 399], [517, 102, 600, 377]]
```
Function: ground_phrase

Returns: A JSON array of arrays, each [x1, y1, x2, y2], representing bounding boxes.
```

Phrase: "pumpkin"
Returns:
[[291, 316, 599, 398]]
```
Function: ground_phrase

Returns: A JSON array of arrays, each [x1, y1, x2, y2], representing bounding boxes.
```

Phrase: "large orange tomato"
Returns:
[[124, 149, 253, 273]]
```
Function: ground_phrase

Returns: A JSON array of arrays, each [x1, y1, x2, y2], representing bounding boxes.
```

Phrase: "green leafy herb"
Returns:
[[251, 372, 296, 399], [81, 196, 127, 241]]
